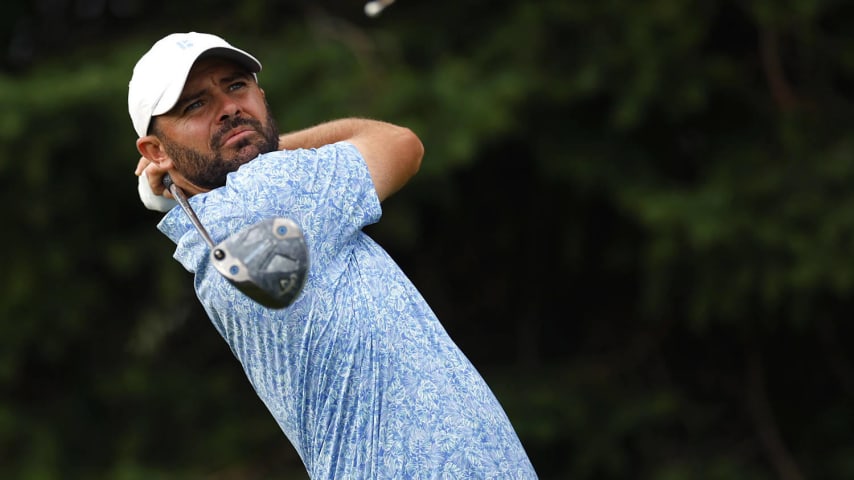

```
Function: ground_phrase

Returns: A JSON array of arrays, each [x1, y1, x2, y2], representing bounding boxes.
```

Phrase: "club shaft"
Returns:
[[163, 174, 217, 250]]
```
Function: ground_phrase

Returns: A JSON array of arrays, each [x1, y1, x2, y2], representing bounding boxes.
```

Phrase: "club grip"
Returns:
[[162, 173, 174, 189]]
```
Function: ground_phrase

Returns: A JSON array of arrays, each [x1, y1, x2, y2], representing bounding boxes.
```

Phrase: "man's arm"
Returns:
[[278, 118, 424, 202], [136, 118, 423, 204]]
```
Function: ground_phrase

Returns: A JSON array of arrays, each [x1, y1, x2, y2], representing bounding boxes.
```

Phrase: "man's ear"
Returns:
[[136, 135, 174, 170]]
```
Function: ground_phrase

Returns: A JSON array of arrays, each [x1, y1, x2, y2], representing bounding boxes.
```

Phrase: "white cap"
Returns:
[[128, 32, 262, 138]]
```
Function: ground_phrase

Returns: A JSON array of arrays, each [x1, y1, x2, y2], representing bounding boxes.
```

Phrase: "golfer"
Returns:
[[130, 32, 537, 478]]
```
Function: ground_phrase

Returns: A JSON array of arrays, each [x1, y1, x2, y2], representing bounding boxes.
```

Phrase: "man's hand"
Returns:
[[136, 156, 178, 212], [135, 156, 172, 198]]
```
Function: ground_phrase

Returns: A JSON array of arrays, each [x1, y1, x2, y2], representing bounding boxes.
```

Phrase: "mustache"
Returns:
[[210, 117, 264, 149]]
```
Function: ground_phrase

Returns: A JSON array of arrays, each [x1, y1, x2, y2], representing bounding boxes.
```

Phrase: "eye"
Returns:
[[183, 99, 204, 113], [229, 81, 247, 92]]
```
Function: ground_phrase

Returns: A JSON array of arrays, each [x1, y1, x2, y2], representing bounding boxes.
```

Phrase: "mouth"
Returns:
[[221, 127, 256, 148]]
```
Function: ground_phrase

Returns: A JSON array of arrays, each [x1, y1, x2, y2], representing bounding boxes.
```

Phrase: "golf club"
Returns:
[[163, 174, 309, 309]]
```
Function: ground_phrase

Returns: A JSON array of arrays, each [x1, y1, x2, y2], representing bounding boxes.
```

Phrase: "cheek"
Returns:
[[174, 120, 215, 148], [247, 96, 270, 118]]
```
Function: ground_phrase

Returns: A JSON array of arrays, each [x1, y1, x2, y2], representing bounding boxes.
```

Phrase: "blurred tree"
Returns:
[[1, 0, 853, 479]]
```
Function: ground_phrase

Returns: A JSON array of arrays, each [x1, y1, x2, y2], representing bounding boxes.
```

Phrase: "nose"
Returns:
[[216, 93, 241, 123]]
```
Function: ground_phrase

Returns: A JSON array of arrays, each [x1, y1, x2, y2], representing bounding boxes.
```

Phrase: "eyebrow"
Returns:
[[174, 70, 255, 111], [175, 89, 205, 111]]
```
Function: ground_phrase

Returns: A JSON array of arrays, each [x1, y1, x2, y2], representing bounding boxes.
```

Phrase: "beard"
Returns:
[[157, 110, 280, 190]]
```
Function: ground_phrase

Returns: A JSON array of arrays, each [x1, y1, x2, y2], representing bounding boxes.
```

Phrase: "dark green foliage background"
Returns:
[[1, 0, 853, 478]]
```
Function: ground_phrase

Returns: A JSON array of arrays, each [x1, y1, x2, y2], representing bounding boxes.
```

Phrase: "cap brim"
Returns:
[[199, 47, 262, 73]]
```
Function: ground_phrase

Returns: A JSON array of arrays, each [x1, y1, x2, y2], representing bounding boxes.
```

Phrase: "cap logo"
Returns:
[[176, 39, 194, 49]]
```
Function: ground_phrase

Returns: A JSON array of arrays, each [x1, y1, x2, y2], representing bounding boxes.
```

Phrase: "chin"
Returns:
[[232, 144, 263, 164]]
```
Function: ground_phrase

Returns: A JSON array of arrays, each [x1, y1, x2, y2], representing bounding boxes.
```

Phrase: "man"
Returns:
[[130, 32, 537, 478]]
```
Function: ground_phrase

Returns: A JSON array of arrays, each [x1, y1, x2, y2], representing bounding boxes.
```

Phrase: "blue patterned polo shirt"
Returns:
[[158, 142, 537, 479]]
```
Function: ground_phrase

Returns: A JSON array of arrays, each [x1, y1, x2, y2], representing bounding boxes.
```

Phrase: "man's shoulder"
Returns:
[[238, 142, 366, 180]]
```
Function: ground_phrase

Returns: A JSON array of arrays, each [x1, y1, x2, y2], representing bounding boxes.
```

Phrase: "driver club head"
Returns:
[[161, 174, 309, 309], [211, 217, 309, 309]]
